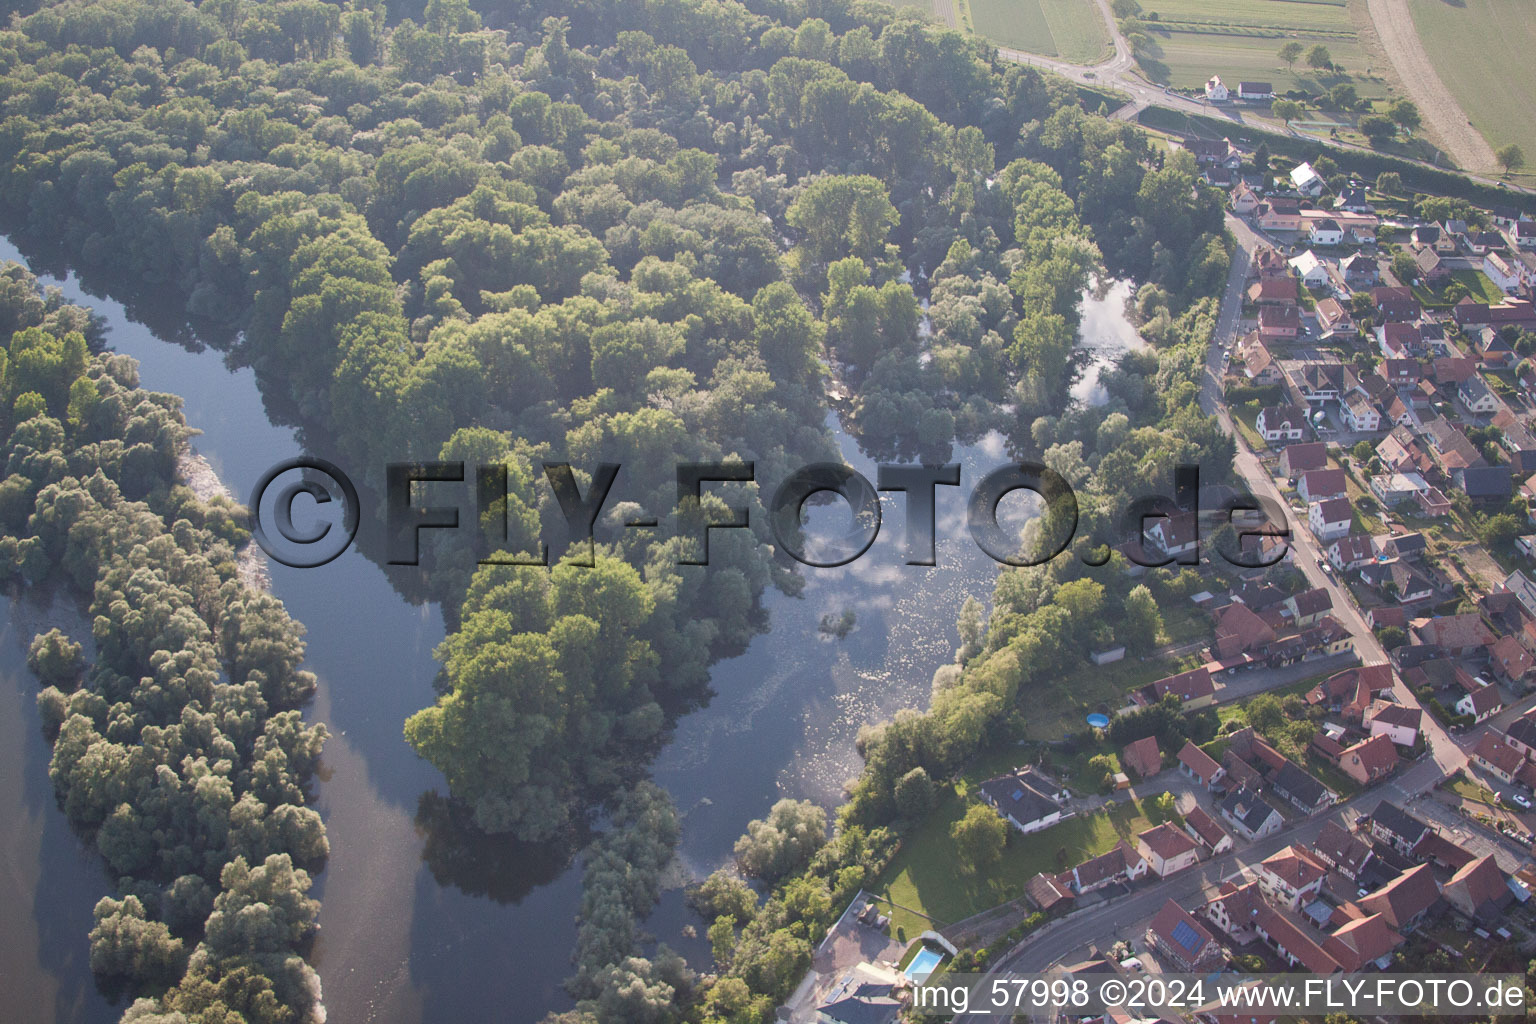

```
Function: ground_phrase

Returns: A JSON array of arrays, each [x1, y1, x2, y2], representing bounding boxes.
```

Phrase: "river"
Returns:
[[0, 240, 1145, 1023]]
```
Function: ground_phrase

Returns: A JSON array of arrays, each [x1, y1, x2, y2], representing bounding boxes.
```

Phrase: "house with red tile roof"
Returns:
[[1139, 666, 1216, 709], [1339, 733, 1398, 786], [1491, 635, 1534, 683], [1121, 735, 1162, 779], [1183, 805, 1233, 855], [1146, 899, 1223, 970], [1255, 845, 1329, 910], [1177, 740, 1225, 790], [1212, 602, 1276, 660], [1280, 441, 1327, 478], [1472, 731, 1525, 783], [1064, 840, 1148, 894], [1441, 855, 1513, 924], [1253, 899, 1342, 973], [1323, 914, 1404, 972], [1457, 682, 1504, 722], [1359, 863, 1441, 931], [1410, 613, 1494, 655], [1137, 823, 1202, 878], [1365, 700, 1421, 747]]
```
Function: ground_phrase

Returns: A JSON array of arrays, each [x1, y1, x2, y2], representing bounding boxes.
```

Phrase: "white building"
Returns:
[[1309, 497, 1353, 541], [1308, 218, 1345, 247], [1288, 250, 1329, 288], [1291, 162, 1326, 197], [1485, 251, 1520, 294], [1205, 75, 1229, 102]]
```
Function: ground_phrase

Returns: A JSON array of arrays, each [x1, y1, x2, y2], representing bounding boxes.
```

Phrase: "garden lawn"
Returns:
[[877, 788, 1167, 939]]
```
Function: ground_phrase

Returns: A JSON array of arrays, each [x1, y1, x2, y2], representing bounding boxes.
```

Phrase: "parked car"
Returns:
[[1513, 792, 1532, 810]]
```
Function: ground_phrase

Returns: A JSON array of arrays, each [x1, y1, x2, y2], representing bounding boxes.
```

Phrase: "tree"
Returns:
[[950, 803, 1007, 872], [734, 799, 827, 881], [1122, 584, 1163, 653], [894, 767, 937, 823], [1278, 41, 1304, 72], [1272, 99, 1303, 124], [27, 627, 82, 688], [89, 896, 184, 984], [1375, 171, 1402, 196], [1377, 625, 1407, 650], [1387, 99, 1421, 134], [1252, 142, 1270, 174], [1498, 144, 1526, 174], [1392, 251, 1418, 285], [1306, 45, 1333, 71], [1246, 693, 1284, 735], [1328, 83, 1359, 111], [1359, 114, 1397, 148], [1477, 512, 1522, 549]]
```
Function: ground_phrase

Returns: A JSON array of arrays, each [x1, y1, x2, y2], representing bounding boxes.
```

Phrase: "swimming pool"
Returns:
[[905, 946, 944, 982]]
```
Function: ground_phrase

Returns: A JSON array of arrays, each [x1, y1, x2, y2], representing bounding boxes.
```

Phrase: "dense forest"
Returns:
[[0, 0, 1238, 1020], [0, 263, 328, 1022]]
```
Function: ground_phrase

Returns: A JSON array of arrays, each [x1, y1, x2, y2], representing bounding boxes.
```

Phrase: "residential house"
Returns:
[[1309, 497, 1353, 541], [1237, 332, 1284, 385], [815, 961, 904, 1024], [1486, 251, 1521, 294], [1442, 855, 1513, 924], [1141, 666, 1216, 709], [1501, 569, 1536, 619], [1286, 361, 1351, 405], [1238, 81, 1275, 100], [978, 768, 1068, 834], [1454, 464, 1512, 503], [1220, 787, 1284, 841], [1376, 530, 1426, 561], [1503, 713, 1536, 759], [1377, 428, 1433, 475], [1257, 404, 1308, 443], [1361, 863, 1441, 932], [1422, 416, 1486, 471], [1255, 845, 1329, 910], [1184, 805, 1234, 855], [1291, 162, 1326, 197], [1369, 801, 1430, 855], [1372, 286, 1420, 323], [1309, 217, 1345, 247], [1342, 390, 1382, 432], [1065, 841, 1148, 894], [1122, 736, 1162, 779], [1271, 760, 1334, 813], [1177, 740, 1226, 790], [1249, 276, 1299, 305], [1341, 252, 1379, 287], [1259, 303, 1300, 341], [1327, 534, 1376, 572], [1212, 602, 1277, 659], [1299, 468, 1348, 503], [1307, 664, 1392, 711], [1471, 731, 1524, 783], [1204, 76, 1229, 101], [1146, 900, 1223, 971], [1517, 220, 1536, 250], [1252, 899, 1342, 973], [1232, 182, 1261, 215], [1466, 229, 1506, 255], [1323, 914, 1405, 973], [1281, 442, 1327, 477], [1285, 587, 1333, 627], [1315, 297, 1357, 339], [1458, 373, 1500, 416], [1339, 733, 1399, 786], [1369, 470, 1428, 507], [1412, 224, 1454, 253], [1413, 245, 1450, 285], [1137, 823, 1203, 878], [1457, 682, 1503, 722], [1377, 320, 1419, 359], [1334, 186, 1372, 213], [1366, 701, 1422, 747], [1377, 358, 1422, 388], [1313, 820, 1374, 881], [1290, 250, 1329, 287], [1258, 198, 1304, 233], [1453, 296, 1536, 331]]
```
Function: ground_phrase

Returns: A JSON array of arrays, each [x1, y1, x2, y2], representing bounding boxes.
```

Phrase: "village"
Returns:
[[797, 140, 1536, 1024]]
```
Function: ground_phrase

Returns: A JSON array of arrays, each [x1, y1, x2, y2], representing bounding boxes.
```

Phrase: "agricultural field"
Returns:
[[1134, 0, 1390, 98], [970, 0, 1112, 62], [1404, 0, 1536, 174]]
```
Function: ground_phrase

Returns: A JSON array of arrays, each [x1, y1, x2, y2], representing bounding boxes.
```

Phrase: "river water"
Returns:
[[0, 240, 1145, 1023]]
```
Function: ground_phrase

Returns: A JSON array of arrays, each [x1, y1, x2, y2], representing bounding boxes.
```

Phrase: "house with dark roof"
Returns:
[[1454, 464, 1513, 502], [978, 768, 1067, 834], [1025, 872, 1073, 912], [1065, 840, 1147, 894], [1220, 787, 1283, 841], [1257, 404, 1308, 443], [1360, 863, 1441, 932], [1259, 303, 1300, 342], [1369, 801, 1430, 855], [1271, 760, 1334, 813], [1285, 587, 1333, 627], [1506, 712, 1536, 759], [1472, 731, 1524, 783], [1313, 820, 1373, 880], [1372, 286, 1420, 323], [1366, 700, 1421, 747], [815, 961, 904, 1024], [1457, 682, 1504, 723], [1280, 442, 1327, 478], [1146, 899, 1223, 971]]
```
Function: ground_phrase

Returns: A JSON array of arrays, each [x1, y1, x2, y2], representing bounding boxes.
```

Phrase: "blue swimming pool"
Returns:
[[905, 946, 944, 982]]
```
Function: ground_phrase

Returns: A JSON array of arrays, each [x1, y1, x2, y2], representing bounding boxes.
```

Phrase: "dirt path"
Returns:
[[1364, 0, 1498, 173]]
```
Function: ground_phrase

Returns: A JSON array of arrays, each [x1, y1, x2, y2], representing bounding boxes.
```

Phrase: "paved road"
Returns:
[[988, 0, 1532, 194]]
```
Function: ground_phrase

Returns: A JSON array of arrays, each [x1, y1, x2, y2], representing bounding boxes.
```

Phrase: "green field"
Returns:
[[1406, 0, 1536, 172], [970, 0, 1112, 62], [1136, 0, 1389, 97], [878, 788, 1169, 938]]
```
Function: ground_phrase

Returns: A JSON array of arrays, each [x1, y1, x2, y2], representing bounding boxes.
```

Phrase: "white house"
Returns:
[[1458, 374, 1499, 416], [1291, 162, 1326, 197], [1370, 471, 1428, 506], [1237, 81, 1274, 100], [1309, 497, 1353, 541], [978, 769, 1067, 834], [1257, 405, 1308, 442], [1205, 75, 1229, 102], [1308, 217, 1345, 247], [1457, 684, 1503, 723], [1342, 390, 1381, 432], [1288, 250, 1330, 288], [1366, 701, 1421, 748], [1136, 823, 1202, 878], [1485, 251, 1520, 295], [1327, 534, 1376, 572]]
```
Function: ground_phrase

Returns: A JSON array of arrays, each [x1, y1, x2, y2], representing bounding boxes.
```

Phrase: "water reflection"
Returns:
[[1072, 279, 1147, 407]]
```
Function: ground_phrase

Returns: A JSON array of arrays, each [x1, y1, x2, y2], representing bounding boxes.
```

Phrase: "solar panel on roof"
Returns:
[[1011, 788, 1024, 801], [1170, 919, 1203, 953]]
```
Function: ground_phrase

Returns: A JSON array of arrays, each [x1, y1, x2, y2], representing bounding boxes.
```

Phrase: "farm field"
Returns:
[[1404, 0, 1536, 172], [970, 0, 1111, 62], [1136, 0, 1389, 97]]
